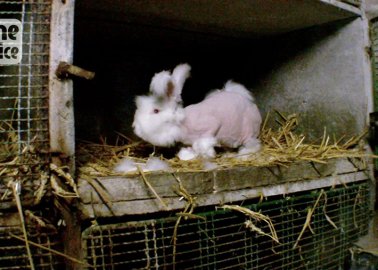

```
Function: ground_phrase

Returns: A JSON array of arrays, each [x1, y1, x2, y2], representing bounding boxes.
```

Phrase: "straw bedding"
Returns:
[[0, 112, 375, 268], [77, 112, 375, 178], [0, 111, 375, 202]]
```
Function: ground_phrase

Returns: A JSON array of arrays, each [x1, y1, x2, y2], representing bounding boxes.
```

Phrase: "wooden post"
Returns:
[[49, 1, 82, 270], [49, 0, 76, 171]]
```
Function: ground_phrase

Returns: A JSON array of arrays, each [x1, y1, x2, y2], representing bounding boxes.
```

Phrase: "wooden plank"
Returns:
[[79, 171, 214, 204], [49, 0, 76, 172], [78, 171, 369, 218], [78, 158, 364, 204]]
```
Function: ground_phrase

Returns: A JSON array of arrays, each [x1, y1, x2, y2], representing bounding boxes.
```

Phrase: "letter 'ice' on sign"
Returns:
[[0, 19, 22, 65]]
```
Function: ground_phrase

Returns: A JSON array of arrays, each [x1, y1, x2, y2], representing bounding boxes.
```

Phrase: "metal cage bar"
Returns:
[[0, 225, 64, 270], [0, 1, 51, 205], [82, 181, 370, 270], [371, 18, 378, 171]]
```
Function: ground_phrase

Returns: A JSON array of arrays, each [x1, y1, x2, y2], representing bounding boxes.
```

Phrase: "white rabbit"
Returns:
[[132, 63, 262, 160]]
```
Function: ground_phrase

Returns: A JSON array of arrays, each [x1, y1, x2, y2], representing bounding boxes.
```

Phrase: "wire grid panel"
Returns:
[[371, 19, 378, 169], [373, 19, 378, 110], [0, 1, 51, 204], [82, 181, 370, 270], [0, 225, 64, 270]]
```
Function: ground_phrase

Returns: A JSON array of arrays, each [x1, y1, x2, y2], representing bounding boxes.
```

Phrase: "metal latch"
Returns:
[[55, 61, 95, 80]]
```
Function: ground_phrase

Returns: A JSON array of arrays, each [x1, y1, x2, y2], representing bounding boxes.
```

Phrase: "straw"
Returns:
[[220, 204, 280, 244], [76, 112, 377, 179], [137, 165, 168, 210], [12, 181, 35, 270], [171, 174, 200, 270], [10, 233, 93, 267]]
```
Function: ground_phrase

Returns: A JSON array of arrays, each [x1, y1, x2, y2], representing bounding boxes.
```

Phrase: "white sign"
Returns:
[[0, 19, 22, 65]]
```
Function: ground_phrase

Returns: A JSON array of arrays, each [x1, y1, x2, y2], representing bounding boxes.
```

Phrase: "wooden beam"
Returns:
[[49, 0, 76, 172], [78, 171, 369, 218], [77, 158, 369, 218]]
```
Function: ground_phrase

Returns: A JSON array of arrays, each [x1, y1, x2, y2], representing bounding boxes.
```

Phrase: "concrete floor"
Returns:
[[356, 210, 378, 251], [350, 210, 378, 269]]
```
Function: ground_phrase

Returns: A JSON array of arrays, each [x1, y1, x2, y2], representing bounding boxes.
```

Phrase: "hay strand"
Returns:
[[25, 210, 47, 228], [50, 175, 78, 198], [137, 165, 168, 210], [75, 112, 377, 180], [12, 182, 35, 270], [175, 212, 206, 220], [353, 186, 363, 229], [50, 164, 79, 196], [220, 204, 280, 244], [34, 172, 48, 205], [9, 233, 93, 267], [171, 174, 200, 270], [293, 190, 324, 249], [322, 192, 338, 230]]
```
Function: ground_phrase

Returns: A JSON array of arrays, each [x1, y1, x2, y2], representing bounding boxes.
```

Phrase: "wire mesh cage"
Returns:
[[0, 1, 51, 207], [0, 224, 64, 270], [371, 18, 378, 170], [82, 180, 370, 270]]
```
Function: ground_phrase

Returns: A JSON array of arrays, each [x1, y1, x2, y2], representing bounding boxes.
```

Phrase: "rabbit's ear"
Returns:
[[156, 78, 176, 101], [171, 63, 191, 98], [150, 70, 172, 97], [166, 80, 175, 98], [150, 64, 190, 101]]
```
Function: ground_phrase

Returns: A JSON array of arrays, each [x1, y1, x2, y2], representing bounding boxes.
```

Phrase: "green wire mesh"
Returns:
[[371, 19, 378, 171], [0, 225, 64, 270], [372, 20, 378, 111], [0, 1, 51, 205], [82, 180, 370, 270]]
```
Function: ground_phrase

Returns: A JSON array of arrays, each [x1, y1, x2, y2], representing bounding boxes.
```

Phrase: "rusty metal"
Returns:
[[55, 61, 95, 80]]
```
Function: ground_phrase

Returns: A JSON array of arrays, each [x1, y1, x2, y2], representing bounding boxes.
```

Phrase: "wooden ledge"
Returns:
[[77, 158, 369, 218]]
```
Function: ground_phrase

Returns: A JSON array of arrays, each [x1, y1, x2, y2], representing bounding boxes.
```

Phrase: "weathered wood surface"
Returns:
[[49, 0, 75, 172], [77, 158, 370, 218], [78, 171, 369, 218]]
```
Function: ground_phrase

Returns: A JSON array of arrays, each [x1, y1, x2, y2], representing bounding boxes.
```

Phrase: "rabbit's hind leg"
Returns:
[[238, 137, 261, 159]]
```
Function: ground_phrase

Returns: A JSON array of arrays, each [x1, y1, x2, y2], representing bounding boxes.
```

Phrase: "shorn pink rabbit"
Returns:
[[133, 63, 262, 160]]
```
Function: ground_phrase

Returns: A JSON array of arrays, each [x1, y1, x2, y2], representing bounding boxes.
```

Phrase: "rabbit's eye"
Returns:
[[153, 109, 160, 114]]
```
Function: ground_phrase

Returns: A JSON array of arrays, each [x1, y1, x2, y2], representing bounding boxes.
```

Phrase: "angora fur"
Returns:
[[114, 157, 171, 173], [133, 63, 262, 160]]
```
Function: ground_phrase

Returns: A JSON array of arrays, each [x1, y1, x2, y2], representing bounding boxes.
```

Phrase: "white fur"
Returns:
[[192, 137, 217, 158], [133, 64, 191, 147], [133, 95, 185, 147], [224, 80, 254, 102], [150, 71, 172, 97], [205, 80, 254, 102], [238, 138, 261, 156], [133, 63, 262, 160], [114, 157, 170, 173], [177, 147, 198, 160], [145, 157, 171, 172], [114, 158, 140, 173], [171, 63, 191, 99], [203, 161, 218, 170], [149, 64, 191, 102]]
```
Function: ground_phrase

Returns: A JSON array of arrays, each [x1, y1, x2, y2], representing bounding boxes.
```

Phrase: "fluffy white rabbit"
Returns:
[[133, 63, 262, 160]]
